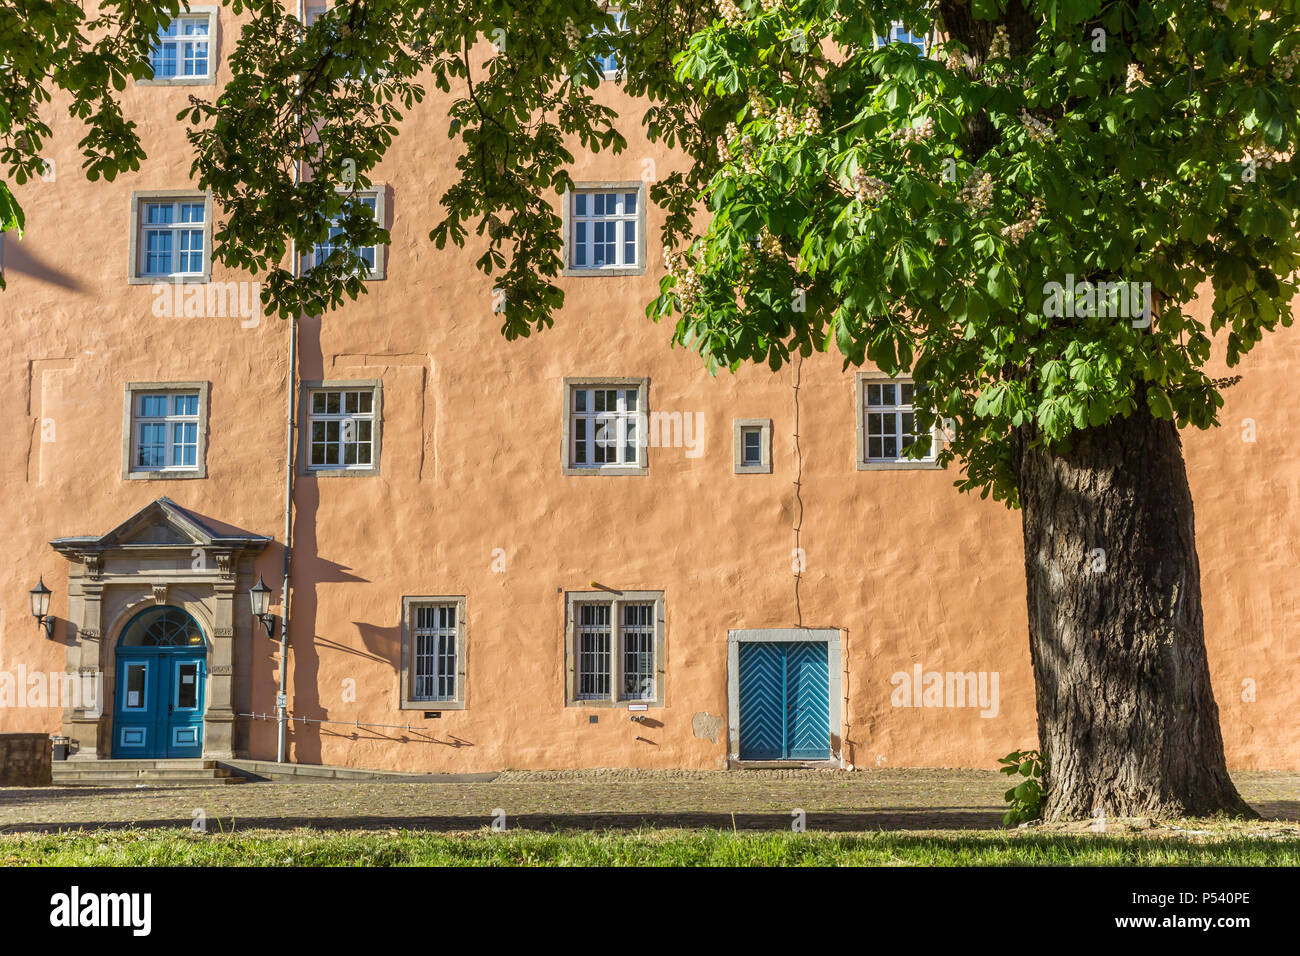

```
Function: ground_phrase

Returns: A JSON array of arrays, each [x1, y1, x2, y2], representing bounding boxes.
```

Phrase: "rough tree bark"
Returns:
[[1012, 398, 1255, 821]]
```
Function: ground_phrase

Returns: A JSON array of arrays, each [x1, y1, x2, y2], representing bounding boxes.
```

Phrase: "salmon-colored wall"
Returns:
[[1, 6, 1295, 771]]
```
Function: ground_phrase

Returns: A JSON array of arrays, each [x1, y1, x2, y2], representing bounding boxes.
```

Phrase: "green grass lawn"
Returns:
[[4, 827, 1298, 866]]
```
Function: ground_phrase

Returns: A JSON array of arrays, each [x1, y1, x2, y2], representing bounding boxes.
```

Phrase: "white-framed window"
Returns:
[[140, 9, 218, 85], [305, 383, 381, 474], [856, 373, 941, 469], [595, 9, 626, 79], [734, 418, 772, 474], [303, 191, 384, 279], [876, 20, 928, 53], [136, 197, 207, 279], [563, 377, 649, 475], [566, 591, 665, 706], [564, 185, 645, 275], [122, 382, 209, 479], [401, 596, 467, 709], [151, 15, 210, 77]]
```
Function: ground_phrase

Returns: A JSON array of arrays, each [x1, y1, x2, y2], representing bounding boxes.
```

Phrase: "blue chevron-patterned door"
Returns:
[[785, 642, 831, 759], [738, 642, 786, 759], [738, 642, 830, 760]]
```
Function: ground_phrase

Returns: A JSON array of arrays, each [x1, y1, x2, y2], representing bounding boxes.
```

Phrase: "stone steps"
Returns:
[[51, 759, 249, 787]]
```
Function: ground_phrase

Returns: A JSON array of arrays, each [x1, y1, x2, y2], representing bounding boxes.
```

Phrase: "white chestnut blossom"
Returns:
[[959, 171, 993, 211], [1019, 109, 1055, 144], [892, 116, 935, 143], [853, 168, 888, 204], [988, 25, 1010, 60], [1279, 46, 1300, 81], [1000, 199, 1044, 244], [1242, 145, 1275, 170], [717, 0, 745, 27], [664, 249, 705, 312], [757, 228, 783, 258]]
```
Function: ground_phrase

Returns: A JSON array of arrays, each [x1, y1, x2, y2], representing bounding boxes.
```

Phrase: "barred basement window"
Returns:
[[576, 604, 612, 700], [413, 603, 458, 701], [621, 602, 655, 701], [400, 596, 467, 709], [565, 591, 665, 706]]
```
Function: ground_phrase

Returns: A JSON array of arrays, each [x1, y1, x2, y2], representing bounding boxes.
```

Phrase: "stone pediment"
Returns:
[[51, 497, 272, 557]]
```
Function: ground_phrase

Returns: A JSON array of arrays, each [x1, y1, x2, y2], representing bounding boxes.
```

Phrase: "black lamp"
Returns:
[[30, 577, 54, 638], [249, 575, 276, 638]]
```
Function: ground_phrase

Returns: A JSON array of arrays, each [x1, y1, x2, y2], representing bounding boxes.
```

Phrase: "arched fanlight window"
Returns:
[[119, 606, 204, 647]]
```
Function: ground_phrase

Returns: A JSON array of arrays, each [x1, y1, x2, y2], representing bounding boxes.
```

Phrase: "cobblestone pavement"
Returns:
[[1, 769, 1297, 834]]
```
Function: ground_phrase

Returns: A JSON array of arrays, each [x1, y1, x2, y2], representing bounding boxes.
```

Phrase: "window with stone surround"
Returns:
[[130, 192, 213, 282], [122, 382, 210, 480], [565, 590, 665, 706], [301, 381, 382, 476], [139, 8, 219, 86], [400, 596, 467, 709], [563, 184, 646, 276], [734, 418, 772, 474], [855, 372, 942, 470], [562, 377, 649, 476]]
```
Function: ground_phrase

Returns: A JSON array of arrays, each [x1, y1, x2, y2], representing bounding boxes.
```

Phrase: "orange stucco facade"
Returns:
[[1, 6, 1296, 772]]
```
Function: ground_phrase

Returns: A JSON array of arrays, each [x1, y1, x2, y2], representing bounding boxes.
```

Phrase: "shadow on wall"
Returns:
[[5, 238, 88, 294]]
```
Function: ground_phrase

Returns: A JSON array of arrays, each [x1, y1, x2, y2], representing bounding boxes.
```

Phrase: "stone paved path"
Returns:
[[1, 769, 1297, 833]]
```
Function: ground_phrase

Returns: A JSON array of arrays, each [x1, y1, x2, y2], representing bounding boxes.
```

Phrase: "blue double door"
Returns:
[[738, 641, 830, 760], [113, 649, 205, 758]]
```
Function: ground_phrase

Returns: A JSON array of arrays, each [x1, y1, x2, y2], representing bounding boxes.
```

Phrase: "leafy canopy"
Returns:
[[3, 1, 1298, 502], [0, 0, 183, 285], [656, 0, 1300, 499]]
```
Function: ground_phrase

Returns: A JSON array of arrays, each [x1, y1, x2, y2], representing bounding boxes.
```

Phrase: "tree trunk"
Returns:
[[1012, 400, 1255, 821]]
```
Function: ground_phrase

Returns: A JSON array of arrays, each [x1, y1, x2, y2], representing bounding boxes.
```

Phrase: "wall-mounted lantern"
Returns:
[[249, 575, 277, 639], [29, 577, 54, 639]]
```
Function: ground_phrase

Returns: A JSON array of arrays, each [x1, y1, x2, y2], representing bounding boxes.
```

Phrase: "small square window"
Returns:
[[123, 383, 209, 479], [733, 419, 772, 474], [302, 382, 382, 476]]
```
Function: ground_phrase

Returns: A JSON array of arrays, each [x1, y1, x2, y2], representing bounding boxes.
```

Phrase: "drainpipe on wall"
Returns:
[[276, 0, 307, 765]]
